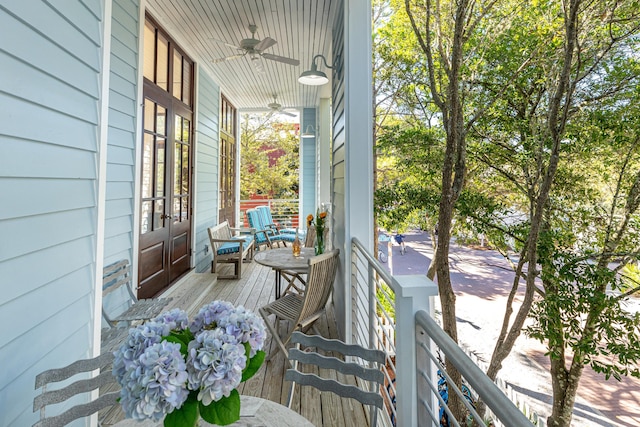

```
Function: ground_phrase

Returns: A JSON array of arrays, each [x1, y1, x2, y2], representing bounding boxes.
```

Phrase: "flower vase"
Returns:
[[315, 228, 325, 255]]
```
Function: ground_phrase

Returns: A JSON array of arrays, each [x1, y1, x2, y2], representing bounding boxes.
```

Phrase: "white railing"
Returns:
[[350, 237, 534, 427], [240, 199, 300, 229]]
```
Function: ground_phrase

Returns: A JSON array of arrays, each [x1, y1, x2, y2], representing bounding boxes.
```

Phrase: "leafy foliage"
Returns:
[[240, 114, 300, 199]]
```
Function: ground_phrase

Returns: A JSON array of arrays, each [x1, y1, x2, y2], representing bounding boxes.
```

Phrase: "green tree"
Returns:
[[240, 114, 299, 200], [379, 0, 640, 425]]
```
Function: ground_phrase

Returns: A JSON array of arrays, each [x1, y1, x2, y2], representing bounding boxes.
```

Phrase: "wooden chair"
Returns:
[[102, 260, 171, 327], [285, 332, 386, 427], [33, 352, 119, 427], [207, 221, 255, 279], [259, 249, 340, 360]]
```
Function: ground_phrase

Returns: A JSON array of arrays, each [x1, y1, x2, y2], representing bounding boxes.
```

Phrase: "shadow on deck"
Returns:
[[100, 260, 370, 427]]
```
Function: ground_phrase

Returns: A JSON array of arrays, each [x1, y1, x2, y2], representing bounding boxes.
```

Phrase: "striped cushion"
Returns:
[[217, 236, 254, 255]]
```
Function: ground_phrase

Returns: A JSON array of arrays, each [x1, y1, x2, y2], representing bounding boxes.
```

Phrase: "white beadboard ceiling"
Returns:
[[146, 0, 337, 114]]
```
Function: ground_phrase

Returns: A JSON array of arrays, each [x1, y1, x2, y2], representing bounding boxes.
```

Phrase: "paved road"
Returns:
[[379, 230, 640, 426]]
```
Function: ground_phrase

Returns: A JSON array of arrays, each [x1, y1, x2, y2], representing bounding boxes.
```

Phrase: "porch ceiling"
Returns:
[[146, 0, 337, 113]]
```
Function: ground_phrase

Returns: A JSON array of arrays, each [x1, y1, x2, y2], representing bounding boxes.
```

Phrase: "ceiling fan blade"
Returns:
[[254, 37, 277, 52], [209, 38, 242, 50], [281, 110, 297, 117], [261, 53, 300, 66], [211, 53, 245, 63]]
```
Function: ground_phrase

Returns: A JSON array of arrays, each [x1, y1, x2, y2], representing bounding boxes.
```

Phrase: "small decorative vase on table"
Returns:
[[112, 301, 266, 427], [308, 209, 327, 255]]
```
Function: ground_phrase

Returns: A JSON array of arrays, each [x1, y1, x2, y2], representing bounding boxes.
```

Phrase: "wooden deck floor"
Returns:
[[100, 259, 370, 427]]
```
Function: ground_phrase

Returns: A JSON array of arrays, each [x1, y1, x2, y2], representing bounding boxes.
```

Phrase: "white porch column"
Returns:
[[343, 0, 373, 340]]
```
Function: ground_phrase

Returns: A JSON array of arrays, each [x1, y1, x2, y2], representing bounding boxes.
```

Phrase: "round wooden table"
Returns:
[[254, 247, 314, 298], [113, 395, 314, 427]]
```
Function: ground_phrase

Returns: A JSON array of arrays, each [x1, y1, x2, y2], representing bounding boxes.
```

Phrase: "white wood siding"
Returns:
[[0, 0, 107, 425], [194, 70, 221, 273], [301, 108, 317, 220], [102, 0, 140, 318], [331, 2, 348, 338]]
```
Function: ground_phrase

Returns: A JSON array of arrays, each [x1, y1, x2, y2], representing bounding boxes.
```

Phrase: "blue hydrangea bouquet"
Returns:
[[112, 300, 267, 426]]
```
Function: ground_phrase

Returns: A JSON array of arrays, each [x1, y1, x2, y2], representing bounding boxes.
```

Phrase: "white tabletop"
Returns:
[[113, 395, 314, 427]]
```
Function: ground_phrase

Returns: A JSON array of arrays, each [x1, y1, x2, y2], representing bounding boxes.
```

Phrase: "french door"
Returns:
[[138, 17, 194, 298], [219, 96, 237, 226]]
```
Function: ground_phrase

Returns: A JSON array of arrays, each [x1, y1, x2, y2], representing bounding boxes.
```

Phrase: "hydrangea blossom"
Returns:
[[113, 321, 170, 380], [113, 300, 265, 424], [217, 305, 266, 357], [117, 341, 189, 420], [190, 300, 235, 334], [187, 328, 247, 405], [154, 308, 189, 332]]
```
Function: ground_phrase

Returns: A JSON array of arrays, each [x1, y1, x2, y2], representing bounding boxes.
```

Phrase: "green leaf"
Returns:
[[242, 350, 265, 382], [199, 389, 241, 425], [163, 335, 189, 354], [164, 395, 199, 427]]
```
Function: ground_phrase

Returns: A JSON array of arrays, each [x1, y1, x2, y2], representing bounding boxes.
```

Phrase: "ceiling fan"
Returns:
[[266, 94, 296, 118], [211, 24, 300, 69]]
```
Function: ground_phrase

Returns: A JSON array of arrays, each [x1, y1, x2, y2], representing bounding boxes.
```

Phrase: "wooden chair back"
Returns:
[[295, 249, 340, 330]]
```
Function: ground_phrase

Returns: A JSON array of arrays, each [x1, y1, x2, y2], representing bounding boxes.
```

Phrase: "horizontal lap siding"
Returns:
[[104, 0, 139, 267], [302, 108, 317, 219], [0, 1, 106, 426], [331, 5, 347, 336], [194, 70, 220, 273]]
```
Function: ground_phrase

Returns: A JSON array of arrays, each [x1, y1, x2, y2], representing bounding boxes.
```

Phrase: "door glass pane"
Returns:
[[183, 60, 192, 106], [144, 99, 154, 131], [141, 201, 152, 234], [175, 116, 182, 141], [182, 118, 190, 143], [142, 134, 153, 199], [157, 34, 168, 90], [174, 142, 181, 195], [156, 106, 166, 135], [143, 22, 155, 81], [182, 145, 189, 194], [173, 197, 180, 223], [156, 138, 165, 197], [154, 200, 165, 229], [173, 51, 182, 100], [182, 198, 189, 221]]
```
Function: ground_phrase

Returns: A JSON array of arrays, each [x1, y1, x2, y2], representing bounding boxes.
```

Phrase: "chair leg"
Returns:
[[235, 259, 241, 279], [211, 259, 217, 273], [259, 308, 293, 362]]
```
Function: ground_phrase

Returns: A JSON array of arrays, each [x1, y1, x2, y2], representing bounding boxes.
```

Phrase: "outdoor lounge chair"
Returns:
[[256, 205, 304, 236], [259, 249, 340, 360], [246, 208, 287, 249], [207, 221, 255, 279], [285, 332, 386, 427]]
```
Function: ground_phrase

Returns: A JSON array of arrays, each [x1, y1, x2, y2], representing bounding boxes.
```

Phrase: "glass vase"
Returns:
[[315, 228, 325, 255]]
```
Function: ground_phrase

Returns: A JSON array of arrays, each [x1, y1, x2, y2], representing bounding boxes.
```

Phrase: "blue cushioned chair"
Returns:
[[256, 206, 305, 243], [246, 208, 287, 250]]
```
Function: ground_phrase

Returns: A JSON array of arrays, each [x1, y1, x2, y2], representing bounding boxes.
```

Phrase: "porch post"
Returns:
[[394, 275, 439, 427], [343, 0, 374, 340]]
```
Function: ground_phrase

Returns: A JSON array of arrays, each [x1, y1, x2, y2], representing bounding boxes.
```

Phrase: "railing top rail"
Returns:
[[352, 237, 402, 293], [415, 310, 533, 427]]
